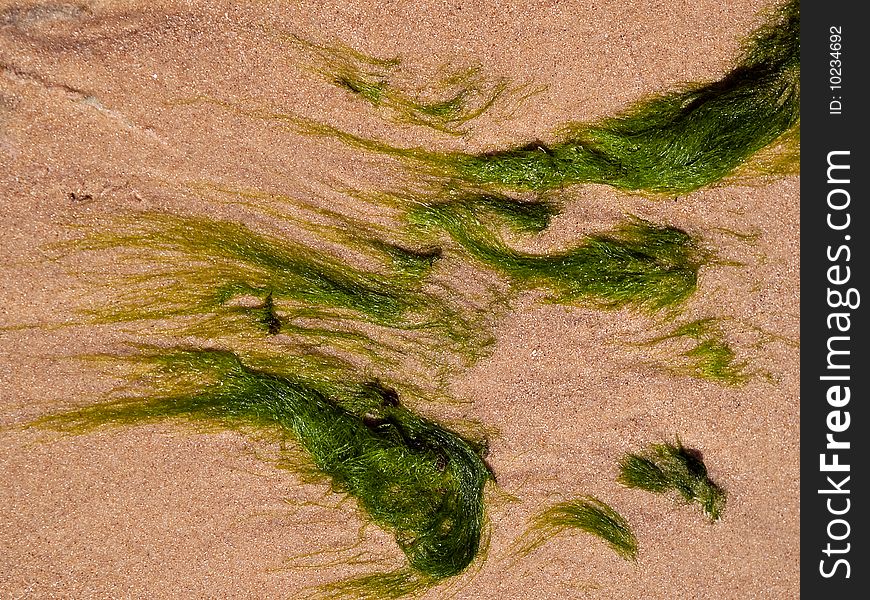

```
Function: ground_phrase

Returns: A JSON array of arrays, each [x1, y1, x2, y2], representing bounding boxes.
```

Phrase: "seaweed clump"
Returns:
[[618, 438, 726, 521], [440, 0, 800, 193], [408, 198, 709, 313], [36, 348, 492, 597], [283, 0, 799, 195], [200, 184, 711, 317], [515, 496, 637, 561]]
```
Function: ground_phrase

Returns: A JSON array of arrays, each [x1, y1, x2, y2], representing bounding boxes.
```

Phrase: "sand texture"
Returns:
[[1, 1, 798, 598]]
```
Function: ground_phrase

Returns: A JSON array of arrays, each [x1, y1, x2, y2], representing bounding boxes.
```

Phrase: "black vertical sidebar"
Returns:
[[801, 0, 868, 596]]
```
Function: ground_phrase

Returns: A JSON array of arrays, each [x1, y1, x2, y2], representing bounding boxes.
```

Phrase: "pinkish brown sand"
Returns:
[[0, 1, 799, 599]]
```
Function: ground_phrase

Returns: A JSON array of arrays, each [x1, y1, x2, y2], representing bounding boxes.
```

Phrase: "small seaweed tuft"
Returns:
[[287, 35, 537, 134], [258, 292, 282, 335], [310, 568, 437, 600], [515, 496, 637, 561], [642, 318, 752, 385], [618, 438, 726, 521]]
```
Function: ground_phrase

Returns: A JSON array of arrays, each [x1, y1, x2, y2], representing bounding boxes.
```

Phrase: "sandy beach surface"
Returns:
[[1, 1, 798, 598]]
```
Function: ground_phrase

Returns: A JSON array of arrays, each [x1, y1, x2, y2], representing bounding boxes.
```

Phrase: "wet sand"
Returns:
[[0, 1, 798, 598]]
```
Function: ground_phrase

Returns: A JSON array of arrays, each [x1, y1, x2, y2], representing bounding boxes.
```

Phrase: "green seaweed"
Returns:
[[183, 179, 713, 322], [289, 35, 396, 105], [618, 438, 726, 521], [516, 496, 637, 561], [276, 0, 798, 194], [424, 0, 799, 192], [17, 7, 794, 597], [57, 211, 491, 366], [406, 199, 709, 313], [187, 183, 707, 315], [643, 318, 752, 385], [70, 212, 427, 324], [312, 568, 442, 600], [35, 348, 493, 596], [288, 35, 537, 135], [185, 181, 713, 319], [421, 191, 562, 235]]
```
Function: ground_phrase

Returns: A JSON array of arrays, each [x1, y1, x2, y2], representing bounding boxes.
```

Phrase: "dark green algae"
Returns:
[[35, 348, 493, 592]]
